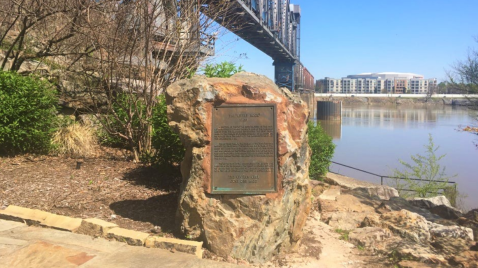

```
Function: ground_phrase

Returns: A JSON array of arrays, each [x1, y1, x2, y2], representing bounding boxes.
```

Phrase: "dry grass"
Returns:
[[52, 123, 97, 158]]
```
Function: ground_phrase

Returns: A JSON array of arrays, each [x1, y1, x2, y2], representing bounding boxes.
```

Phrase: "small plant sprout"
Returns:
[[392, 134, 457, 200]]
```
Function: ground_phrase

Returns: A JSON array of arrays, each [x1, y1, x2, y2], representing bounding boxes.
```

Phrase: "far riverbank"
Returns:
[[315, 94, 477, 106]]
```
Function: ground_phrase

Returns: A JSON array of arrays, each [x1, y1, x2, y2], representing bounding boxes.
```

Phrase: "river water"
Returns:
[[315, 104, 478, 211]]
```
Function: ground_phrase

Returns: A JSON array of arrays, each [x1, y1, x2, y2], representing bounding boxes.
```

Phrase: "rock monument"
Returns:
[[166, 73, 311, 263]]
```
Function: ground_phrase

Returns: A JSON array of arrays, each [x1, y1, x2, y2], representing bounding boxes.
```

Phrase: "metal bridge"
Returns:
[[202, 0, 314, 91]]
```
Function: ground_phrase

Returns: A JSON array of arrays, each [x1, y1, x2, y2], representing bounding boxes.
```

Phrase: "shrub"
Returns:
[[392, 134, 457, 199], [97, 127, 124, 148], [99, 93, 184, 168], [0, 71, 58, 155], [308, 121, 335, 180], [97, 93, 139, 149], [147, 95, 185, 168], [203, 61, 244, 78], [51, 117, 98, 158]]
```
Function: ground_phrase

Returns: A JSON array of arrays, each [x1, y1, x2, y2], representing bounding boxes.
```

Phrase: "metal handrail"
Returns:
[[328, 161, 456, 191]]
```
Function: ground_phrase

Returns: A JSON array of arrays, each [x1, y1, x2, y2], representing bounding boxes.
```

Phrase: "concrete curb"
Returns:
[[146, 236, 204, 259], [0, 205, 204, 259], [0, 205, 50, 226], [77, 218, 118, 237], [107, 227, 150, 246]]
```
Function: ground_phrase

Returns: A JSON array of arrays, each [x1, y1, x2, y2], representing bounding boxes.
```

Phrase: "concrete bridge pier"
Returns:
[[274, 60, 296, 91], [317, 101, 342, 121]]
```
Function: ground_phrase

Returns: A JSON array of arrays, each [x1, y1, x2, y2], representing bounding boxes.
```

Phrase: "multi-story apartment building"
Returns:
[[376, 79, 386, 93], [341, 78, 355, 93], [319, 72, 436, 94], [356, 79, 364, 93], [394, 78, 409, 94], [386, 79, 394, 92], [409, 78, 437, 94], [324, 77, 342, 93], [364, 79, 376, 93]]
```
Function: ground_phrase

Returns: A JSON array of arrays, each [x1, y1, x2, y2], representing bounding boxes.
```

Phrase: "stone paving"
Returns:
[[0, 219, 242, 268]]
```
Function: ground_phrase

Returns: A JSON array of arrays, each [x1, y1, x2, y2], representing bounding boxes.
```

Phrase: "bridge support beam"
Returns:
[[273, 60, 296, 92]]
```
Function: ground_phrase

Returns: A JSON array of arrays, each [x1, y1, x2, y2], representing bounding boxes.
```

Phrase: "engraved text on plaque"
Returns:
[[211, 105, 277, 194]]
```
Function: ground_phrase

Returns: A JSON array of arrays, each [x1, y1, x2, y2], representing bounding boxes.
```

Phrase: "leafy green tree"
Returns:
[[308, 121, 335, 180], [438, 82, 449, 94], [392, 134, 456, 198], [203, 61, 244, 78], [0, 71, 58, 154]]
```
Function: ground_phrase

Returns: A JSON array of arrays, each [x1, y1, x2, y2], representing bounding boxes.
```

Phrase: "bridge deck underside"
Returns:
[[203, 0, 296, 62]]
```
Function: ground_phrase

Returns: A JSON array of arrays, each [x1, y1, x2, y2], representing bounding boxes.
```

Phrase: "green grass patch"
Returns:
[[335, 229, 350, 241]]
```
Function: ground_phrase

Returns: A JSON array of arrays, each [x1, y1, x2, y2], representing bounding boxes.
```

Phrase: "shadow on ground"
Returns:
[[109, 193, 179, 233], [111, 165, 183, 233], [122, 165, 182, 192]]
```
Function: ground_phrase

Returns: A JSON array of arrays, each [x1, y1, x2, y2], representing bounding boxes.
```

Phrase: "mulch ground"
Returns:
[[0, 151, 182, 237], [0, 151, 391, 266]]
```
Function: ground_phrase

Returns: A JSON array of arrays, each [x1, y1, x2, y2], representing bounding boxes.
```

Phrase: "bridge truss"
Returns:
[[201, 0, 314, 91]]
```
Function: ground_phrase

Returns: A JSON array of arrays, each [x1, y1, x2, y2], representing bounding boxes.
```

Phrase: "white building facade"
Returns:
[[321, 72, 437, 94]]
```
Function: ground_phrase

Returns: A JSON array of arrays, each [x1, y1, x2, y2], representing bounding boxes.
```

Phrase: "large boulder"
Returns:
[[325, 173, 399, 200], [409, 196, 452, 209], [429, 205, 463, 220], [428, 222, 474, 241], [362, 209, 474, 243], [320, 194, 376, 231], [464, 209, 478, 222], [18, 60, 50, 74], [348, 227, 393, 248], [362, 209, 431, 243], [318, 186, 341, 201], [391, 242, 447, 266], [166, 73, 312, 263], [458, 215, 478, 242], [409, 196, 463, 220], [358, 186, 399, 201]]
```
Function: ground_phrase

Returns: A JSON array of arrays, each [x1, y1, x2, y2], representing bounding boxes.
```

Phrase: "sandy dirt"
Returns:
[[252, 211, 387, 268]]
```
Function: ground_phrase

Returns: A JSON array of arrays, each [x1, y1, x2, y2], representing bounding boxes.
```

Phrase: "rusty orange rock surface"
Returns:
[[166, 73, 312, 263]]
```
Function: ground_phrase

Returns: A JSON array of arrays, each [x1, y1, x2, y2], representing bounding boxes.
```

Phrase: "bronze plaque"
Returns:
[[211, 104, 277, 194]]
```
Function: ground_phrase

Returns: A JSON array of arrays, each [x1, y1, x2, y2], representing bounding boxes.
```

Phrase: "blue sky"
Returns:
[[210, 0, 478, 82]]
